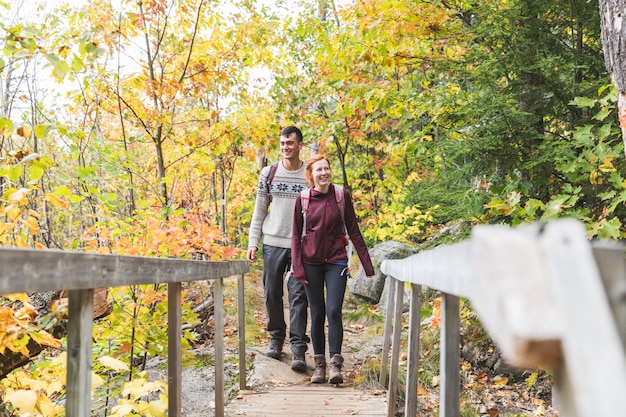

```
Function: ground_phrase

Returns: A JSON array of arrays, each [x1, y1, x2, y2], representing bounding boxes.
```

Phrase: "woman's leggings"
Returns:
[[303, 263, 347, 357]]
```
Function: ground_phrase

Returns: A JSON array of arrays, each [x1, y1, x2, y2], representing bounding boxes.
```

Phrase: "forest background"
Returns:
[[0, 0, 623, 415]]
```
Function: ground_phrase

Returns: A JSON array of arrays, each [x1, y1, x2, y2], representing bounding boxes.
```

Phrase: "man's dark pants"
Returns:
[[262, 244, 309, 353]]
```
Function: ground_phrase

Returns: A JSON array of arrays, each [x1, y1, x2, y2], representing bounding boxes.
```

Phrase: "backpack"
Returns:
[[298, 184, 353, 277], [300, 185, 347, 239], [265, 162, 279, 203]]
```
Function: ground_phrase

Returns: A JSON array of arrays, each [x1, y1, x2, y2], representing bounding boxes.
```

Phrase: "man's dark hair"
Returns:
[[281, 126, 303, 143]]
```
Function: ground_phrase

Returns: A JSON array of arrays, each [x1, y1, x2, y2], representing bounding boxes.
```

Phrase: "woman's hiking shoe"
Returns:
[[291, 352, 306, 372], [311, 354, 326, 383], [266, 344, 283, 359], [329, 354, 344, 384]]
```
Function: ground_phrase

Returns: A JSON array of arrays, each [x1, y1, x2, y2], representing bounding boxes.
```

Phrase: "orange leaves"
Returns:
[[83, 213, 239, 260], [0, 297, 61, 357], [46, 194, 70, 209], [5, 205, 21, 221], [426, 298, 441, 329], [0, 187, 45, 247], [619, 106, 626, 129], [16, 125, 31, 138], [7, 188, 31, 204]]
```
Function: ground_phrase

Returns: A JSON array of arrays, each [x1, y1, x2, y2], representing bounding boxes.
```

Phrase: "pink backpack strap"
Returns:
[[300, 188, 311, 238]]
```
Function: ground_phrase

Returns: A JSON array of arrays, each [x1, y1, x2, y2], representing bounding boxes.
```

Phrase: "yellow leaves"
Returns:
[[16, 125, 31, 138], [0, 297, 61, 355], [14, 235, 28, 248], [15, 301, 37, 321], [8, 187, 31, 203], [599, 157, 616, 172], [0, 185, 43, 246], [588, 156, 617, 184], [121, 375, 167, 399], [493, 375, 509, 387], [0, 222, 14, 239], [3, 293, 30, 303], [110, 374, 168, 417], [4, 390, 37, 414], [30, 330, 62, 349], [406, 172, 422, 184], [4, 204, 22, 222], [99, 355, 130, 371], [148, 400, 167, 417], [24, 216, 39, 234], [589, 169, 603, 185], [2, 367, 64, 416], [46, 194, 70, 209]]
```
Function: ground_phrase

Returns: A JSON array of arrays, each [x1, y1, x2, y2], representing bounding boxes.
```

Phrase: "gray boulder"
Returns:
[[349, 240, 416, 304]]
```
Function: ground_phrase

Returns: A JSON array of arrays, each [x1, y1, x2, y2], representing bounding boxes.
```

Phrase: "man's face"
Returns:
[[280, 133, 303, 160]]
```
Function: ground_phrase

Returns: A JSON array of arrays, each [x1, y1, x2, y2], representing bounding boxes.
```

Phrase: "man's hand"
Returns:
[[247, 247, 258, 263]]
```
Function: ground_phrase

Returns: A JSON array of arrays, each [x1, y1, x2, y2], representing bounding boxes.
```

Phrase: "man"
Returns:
[[247, 126, 309, 372]]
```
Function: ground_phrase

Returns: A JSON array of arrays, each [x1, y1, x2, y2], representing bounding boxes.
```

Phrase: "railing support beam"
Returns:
[[238, 273, 247, 390], [214, 277, 225, 417], [405, 284, 422, 417], [440, 293, 460, 417], [386, 279, 405, 417], [379, 278, 396, 387], [168, 282, 182, 417], [66, 289, 94, 417]]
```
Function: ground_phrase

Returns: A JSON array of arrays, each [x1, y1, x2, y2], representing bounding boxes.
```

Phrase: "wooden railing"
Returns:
[[379, 219, 626, 417], [0, 248, 249, 417]]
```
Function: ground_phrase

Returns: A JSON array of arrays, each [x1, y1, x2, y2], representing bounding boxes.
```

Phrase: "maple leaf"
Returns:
[[46, 194, 70, 209], [4, 390, 37, 413], [99, 355, 129, 372]]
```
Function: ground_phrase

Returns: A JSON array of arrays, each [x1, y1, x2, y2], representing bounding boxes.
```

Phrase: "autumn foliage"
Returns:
[[0, 0, 621, 414]]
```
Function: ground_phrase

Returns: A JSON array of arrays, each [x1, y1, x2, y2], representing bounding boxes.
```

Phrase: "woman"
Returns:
[[291, 154, 375, 384]]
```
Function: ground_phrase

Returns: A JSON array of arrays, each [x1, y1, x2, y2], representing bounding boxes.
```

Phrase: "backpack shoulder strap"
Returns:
[[333, 185, 347, 234], [301, 187, 311, 210], [266, 162, 279, 202], [300, 188, 311, 238], [333, 185, 352, 269]]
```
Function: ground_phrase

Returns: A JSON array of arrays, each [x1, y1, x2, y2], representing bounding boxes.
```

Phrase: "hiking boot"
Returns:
[[311, 354, 326, 383], [266, 344, 283, 360], [329, 354, 344, 384], [291, 352, 306, 372]]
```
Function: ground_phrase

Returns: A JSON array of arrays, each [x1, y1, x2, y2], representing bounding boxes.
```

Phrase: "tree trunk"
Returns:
[[599, 0, 626, 156]]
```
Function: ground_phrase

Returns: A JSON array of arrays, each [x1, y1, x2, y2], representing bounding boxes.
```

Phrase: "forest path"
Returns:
[[224, 272, 388, 416]]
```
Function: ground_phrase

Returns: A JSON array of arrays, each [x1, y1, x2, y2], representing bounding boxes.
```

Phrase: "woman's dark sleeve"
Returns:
[[291, 195, 307, 282], [343, 189, 375, 277]]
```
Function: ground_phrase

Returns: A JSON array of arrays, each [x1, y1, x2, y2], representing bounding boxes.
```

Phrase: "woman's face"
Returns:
[[311, 159, 331, 189]]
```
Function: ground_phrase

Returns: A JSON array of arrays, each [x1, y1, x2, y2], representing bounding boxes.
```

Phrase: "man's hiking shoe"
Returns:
[[291, 352, 306, 372], [266, 344, 283, 359]]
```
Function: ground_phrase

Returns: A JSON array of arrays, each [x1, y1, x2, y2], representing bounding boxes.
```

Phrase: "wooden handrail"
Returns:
[[380, 219, 626, 417], [0, 248, 249, 417]]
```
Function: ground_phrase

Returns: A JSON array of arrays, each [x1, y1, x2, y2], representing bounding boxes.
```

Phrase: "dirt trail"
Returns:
[[244, 272, 383, 390]]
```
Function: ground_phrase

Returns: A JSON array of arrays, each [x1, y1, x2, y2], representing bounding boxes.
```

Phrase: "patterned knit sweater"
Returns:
[[248, 161, 307, 249]]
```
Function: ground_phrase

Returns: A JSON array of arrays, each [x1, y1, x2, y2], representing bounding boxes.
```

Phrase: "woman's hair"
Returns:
[[305, 154, 331, 187]]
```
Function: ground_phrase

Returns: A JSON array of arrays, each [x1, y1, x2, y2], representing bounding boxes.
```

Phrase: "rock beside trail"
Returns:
[[349, 240, 416, 304]]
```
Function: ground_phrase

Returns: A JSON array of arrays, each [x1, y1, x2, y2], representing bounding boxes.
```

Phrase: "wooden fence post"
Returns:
[[387, 280, 405, 417], [66, 289, 94, 417], [168, 282, 182, 417], [380, 278, 396, 386], [440, 293, 460, 417], [405, 284, 422, 417], [238, 273, 247, 390], [214, 277, 225, 417]]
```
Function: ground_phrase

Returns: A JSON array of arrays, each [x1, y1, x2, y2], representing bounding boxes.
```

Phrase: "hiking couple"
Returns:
[[247, 126, 375, 384]]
